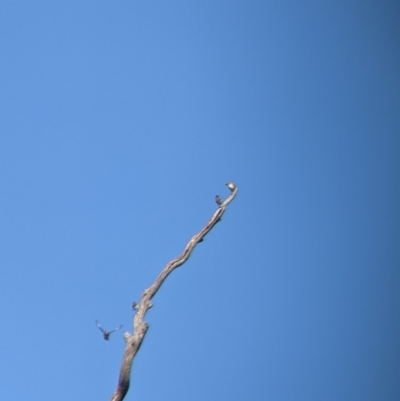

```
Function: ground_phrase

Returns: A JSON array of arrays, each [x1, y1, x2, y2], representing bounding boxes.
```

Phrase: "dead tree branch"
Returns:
[[110, 184, 238, 401]]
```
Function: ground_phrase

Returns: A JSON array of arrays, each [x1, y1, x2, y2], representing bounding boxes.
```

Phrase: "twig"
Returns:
[[109, 184, 238, 401]]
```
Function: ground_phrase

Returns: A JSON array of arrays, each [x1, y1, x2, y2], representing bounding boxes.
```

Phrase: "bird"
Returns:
[[95, 320, 123, 341], [215, 195, 223, 206], [132, 300, 153, 311], [226, 182, 236, 192]]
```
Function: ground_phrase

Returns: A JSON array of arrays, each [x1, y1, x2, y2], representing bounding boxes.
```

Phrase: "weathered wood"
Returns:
[[110, 185, 238, 401]]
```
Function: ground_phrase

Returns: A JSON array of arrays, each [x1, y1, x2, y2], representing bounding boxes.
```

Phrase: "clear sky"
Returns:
[[1, 1, 399, 400]]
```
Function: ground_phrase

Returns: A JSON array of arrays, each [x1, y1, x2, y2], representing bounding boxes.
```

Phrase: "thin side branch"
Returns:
[[110, 185, 238, 401]]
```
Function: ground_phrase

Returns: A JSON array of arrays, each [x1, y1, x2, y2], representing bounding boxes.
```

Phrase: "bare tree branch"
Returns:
[[110, 184, 238, 401]]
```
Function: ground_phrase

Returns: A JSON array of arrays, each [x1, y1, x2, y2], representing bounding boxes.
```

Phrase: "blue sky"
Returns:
[[1, 1, 399, 400]]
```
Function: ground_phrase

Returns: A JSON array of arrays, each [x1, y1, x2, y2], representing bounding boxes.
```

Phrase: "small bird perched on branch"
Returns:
[[132, 300, 153, 312], [226, 182, 236, 192], [215, 195, 223, 207], [95, 320, 123, 341]]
